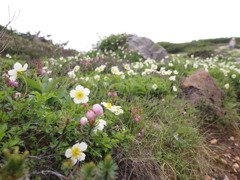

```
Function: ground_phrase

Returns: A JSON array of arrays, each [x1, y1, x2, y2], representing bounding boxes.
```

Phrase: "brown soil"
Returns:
[[206, 126, 240, 180]]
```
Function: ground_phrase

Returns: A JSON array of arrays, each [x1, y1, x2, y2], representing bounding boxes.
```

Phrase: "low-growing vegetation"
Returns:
[[0, 33, 240, 179]]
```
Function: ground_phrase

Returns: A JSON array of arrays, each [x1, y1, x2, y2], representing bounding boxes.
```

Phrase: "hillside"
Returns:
[[0, 24, 78, 60], [158, 37, 240, 58]]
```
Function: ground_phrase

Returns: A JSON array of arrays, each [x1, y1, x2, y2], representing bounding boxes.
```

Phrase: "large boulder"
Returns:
[[126, 35, 168, 61], [180, 69, 225, 117]]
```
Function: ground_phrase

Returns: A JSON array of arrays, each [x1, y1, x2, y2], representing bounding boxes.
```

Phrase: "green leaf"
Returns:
[[45, 77, 66, 93], [0, 124, 8, 141], [24, 77, 44, 93]]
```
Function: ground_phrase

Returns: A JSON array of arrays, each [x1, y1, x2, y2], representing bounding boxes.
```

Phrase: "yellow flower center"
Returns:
[[106, 103, 112, 109], [76, 91, 84, 99], [72, 147, 82, 158]]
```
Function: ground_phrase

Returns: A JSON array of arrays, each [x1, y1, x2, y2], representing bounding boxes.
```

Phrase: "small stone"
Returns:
[[220, 158, 228, 165], [234, 143, 239, 147], [233, 163, 239, 169], [205, 175, 212, 180], [210, 139, 218, 144], [229, 136, 235, 141], [235, 156, 240, 161], [223, 175, 229, 180]]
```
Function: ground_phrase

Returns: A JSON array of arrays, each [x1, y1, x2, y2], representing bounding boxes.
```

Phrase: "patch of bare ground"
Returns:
[[205, 126, 240, 180]]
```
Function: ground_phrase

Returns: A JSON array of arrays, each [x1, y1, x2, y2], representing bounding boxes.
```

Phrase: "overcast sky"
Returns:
[[0, 0, 239, 52]]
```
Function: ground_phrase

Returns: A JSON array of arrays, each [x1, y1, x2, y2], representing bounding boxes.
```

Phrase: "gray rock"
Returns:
[[126, 35, 168, 61]]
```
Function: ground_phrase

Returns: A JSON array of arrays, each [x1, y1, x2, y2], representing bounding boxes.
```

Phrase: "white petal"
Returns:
[[97, 124, 104, 131], [73, 98, 82, 104], [72, 143, 81, 149], [9, 75, 17, 81], [79, 142, 88, 151], [81, 97, 89, 103], [8, 70, 17, 76], [78, 153, 86, 161], [70, 90, 76, 98], [22, 64, 28, 71], [70, 157, 78, 165], [14, 62, 22, 71], [99, 119, 107, 126], [65, 149, 72, 158], [93, 128, 98, 133], [83, 88, 90, 95], [76, 85, 84, 91]]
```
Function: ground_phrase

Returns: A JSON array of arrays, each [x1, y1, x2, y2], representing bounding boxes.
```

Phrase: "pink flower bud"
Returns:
[[74, 78, 78, 82], [92, 104, 104, 116], [80, 117, 88, 126], [82, 104, 89, 107], [141, 129, 145, 133], [137, 133, 141, 137], [41, 70, 47, 75], [107, 92, 112, 96], [135, 115, 141, 122], [8, 80, 18, 87], [86, 110, 95, 121], [113, 91, 118, 97]]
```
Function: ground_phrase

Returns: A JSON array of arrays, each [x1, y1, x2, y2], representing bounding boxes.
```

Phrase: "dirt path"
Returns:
[[206, 126, 240, 180]]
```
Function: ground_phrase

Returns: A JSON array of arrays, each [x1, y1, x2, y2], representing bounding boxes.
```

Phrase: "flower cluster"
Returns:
[[81, 104, 107, 133], [95, 65, 106, 72]]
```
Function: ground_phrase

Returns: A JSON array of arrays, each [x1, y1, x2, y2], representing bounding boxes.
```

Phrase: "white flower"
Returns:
[[132, 62, 143, 69], [144, 69, 152, 75], [152, 84, 158, 90], [48, 78, 53, 82], [124, 64, 131, 70], [151, 64, 158, 70], [70, 85, 90, 104], [8, 62, 28, 81], [68, 71, 76, 78], [120, 74, 125, 79], [169, 76, 176, 81], [6, 54, 12, 58], [111, 106, 124, 115], [101, 102, 113, 110], [168, 63, 173, 67], [193, 63, 198, 68], [101, 102, 124, 115], [224, 83, 230, 89], [65, 142, 88, 165], [166, 70, 172, 75], [95, 65, 106, 72], [173, 70, 179, 75], [73, 65, 80, 72], [127, 69, 136, 76], [231, 74, 236, 79], [93, 119, 107, 133], [111, 66, 123, 75], [161, 70, 167, 76], [94, 75, 100, 80], [173, 86, 177, 92]]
